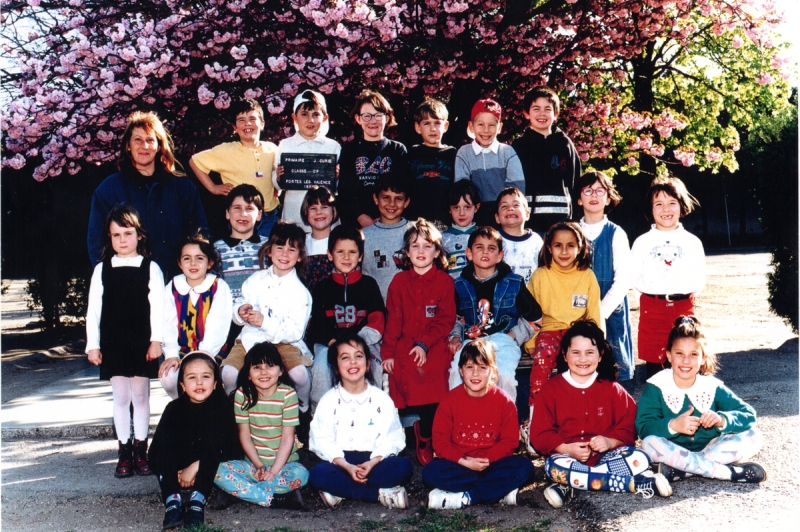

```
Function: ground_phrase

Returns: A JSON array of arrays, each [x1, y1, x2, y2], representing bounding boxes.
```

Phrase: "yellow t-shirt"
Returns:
[[523, 265, 604, 351], [191, 141, 280, 212]]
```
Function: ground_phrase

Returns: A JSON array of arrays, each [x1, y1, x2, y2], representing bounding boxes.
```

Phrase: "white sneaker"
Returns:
[[319, 490, 343, 509], [428, 488, 467, 509], [635, 471, 672, 498], [500, 488, 518, 506], [378, 486, 408, 509]]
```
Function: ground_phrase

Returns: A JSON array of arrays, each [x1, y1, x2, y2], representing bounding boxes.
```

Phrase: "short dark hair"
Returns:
[[644, 177, 699, 223], [230, 98, 264, 124], [575, 171, 622, 211], [413, 99, 449, 123], [101, 204, 150, 262], [226, 184, 265, 212], [467, 226, 503, 252], [373, 174, 410, 197], [555, 320, 617, 382], [327, 224, 365, 257], [300, 186, 338, 225], [448, 180, 481, 208], [236, 343, 293, 409], [495, 187, 529, 215], [523, 86, 560, 116], [294, 90, 326, 114], [177, 351, 223, 399], [458, 338, 499, 386]]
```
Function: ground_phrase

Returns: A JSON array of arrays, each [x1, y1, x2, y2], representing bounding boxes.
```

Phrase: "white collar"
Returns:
[[648, 369, 722, 414], [471, 139, 500, 155], [290, 132, 325, 146], [173, 273, 217, 295], [265, 265, 297, 282], [579, 216, 608, 228], [111, 255, 143, 266], [562, 371, 598, 389], [650, 222, 684, 232]]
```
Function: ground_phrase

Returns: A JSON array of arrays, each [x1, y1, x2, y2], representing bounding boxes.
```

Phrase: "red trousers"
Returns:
[[637, 294, 695, 364], [529, 329, 566, 404]]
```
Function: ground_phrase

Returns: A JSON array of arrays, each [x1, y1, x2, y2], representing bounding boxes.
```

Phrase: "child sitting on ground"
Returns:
[[308, 225, 386, 412], [495, 187, 542, 285], [214, 184, 269, 394], [214, 343, 309, 508], [160, 234, 232, 399], [424, 339, 534, 509], [447, 226, 541, 401], [530, 321, 672, 509], [442, 180, 481, 279], [301, 185, 339, 291], [309, 332, 413, 509], [190, 99, 280, 237], [407, 99, 457, 228], [636, 316, 766, 484], [149, 352, 241, 530], [454, 99, 524, 226]]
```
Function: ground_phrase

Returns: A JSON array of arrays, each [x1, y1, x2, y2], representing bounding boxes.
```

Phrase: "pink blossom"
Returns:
[[649, 145, 665, 157], [197, 85, 215, 105], [267, 98, 286, 115], [244, 88, 263, 99], [627, 156, 636, 167], [230, 45, 248, 60], [731, 35, 744, 48], [674, 148, 695, 167], [3, 154, 26, 169], [97, 130, 115, 142], [706, 149, 721, 162], [214, 91, 231, 109], [756, 72, 773, 85]]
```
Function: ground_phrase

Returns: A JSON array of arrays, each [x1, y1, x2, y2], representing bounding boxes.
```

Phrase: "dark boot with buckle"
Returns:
[[115, 439, 134, 478], [133, 438, 152, 476]]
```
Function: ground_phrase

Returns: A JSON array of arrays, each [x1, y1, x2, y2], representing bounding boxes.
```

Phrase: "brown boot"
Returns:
[[133, 438, 152, 476], [115, 439, 134, 478]]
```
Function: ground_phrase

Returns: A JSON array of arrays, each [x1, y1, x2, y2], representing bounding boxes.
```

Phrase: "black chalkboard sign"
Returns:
[[279, 153, 337, 193]]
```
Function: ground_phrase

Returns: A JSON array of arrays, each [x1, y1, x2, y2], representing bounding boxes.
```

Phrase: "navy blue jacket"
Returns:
[[87, 166, 209, 280]]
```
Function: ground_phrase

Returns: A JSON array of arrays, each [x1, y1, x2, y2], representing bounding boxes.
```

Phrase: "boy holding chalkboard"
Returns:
[[190, 98, 281, 238], [407, 99, 457, 229], [278, 90, 342, 233]]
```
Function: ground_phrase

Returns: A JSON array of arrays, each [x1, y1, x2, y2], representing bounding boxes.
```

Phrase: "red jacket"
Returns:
[[432, 385, 519, 463], [382, 267, 455, 408], [530, 374, 636, 466]]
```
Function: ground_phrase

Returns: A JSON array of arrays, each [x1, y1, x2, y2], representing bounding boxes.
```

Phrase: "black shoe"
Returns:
[[115, 440, 134, 478], [162, 499, 183, 531], [729, 462, 767, 483], [271, 489, 305, 509], [213, 488, 238, 511], [543, 483, 573, 509], [296, 408, 311, 447], [657, 462, 690, 482], [184, 499, 205, 527]]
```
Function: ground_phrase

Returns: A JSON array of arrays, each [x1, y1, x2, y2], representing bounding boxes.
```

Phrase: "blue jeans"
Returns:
[[422, 455, 534, 504], [309, 452, 413, 502], [257, 209, 279, 238]]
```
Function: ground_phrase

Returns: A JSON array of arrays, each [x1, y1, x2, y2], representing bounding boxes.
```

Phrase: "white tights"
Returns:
[[110, 376, 150, 443], [288, 365, 310, 413], [221, 365, 240, 396]]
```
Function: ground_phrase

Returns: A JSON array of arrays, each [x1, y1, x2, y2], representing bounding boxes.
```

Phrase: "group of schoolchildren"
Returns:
[[85, 86, 767, 531]]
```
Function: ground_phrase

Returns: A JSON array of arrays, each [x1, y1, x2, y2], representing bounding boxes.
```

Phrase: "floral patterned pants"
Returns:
[[529, 330, 566, 404], [214, 460, 309, 507]]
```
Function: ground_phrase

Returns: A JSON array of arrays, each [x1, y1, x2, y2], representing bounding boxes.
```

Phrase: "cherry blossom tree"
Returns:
[[1, 0, 792, 180]]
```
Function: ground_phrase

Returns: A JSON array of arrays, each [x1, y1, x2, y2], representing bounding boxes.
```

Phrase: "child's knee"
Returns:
[[288, 365, 309, 385], [640, 435, 666, 455]]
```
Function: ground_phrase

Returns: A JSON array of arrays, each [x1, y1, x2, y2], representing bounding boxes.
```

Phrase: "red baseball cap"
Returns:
[[470, 99, 502, 121]]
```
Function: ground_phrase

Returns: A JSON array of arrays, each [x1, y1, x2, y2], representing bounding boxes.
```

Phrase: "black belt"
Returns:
[[643, 293, 691, 301]]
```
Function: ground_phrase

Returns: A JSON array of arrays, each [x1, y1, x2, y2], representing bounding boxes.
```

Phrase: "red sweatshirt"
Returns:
[[530, 373, 636, 466], [432, 385, 519, 463]]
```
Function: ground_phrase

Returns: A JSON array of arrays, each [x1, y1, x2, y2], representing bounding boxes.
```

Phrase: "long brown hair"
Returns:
[[100, 204, 151, 261], [118, 111, 185, 176]]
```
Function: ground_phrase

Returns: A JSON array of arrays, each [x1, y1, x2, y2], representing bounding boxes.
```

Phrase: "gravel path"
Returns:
[[1, 250, 797, 531]]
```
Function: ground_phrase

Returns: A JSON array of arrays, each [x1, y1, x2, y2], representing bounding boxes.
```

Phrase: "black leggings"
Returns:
[[402, 403, 438, 438]]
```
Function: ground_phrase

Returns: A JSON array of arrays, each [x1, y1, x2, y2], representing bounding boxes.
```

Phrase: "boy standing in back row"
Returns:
[[190, 99, 281, 237], [512, 86, 581, 234]]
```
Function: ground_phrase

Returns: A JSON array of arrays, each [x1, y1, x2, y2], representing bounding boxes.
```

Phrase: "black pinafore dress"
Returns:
[[98, 257, 159, 380]]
